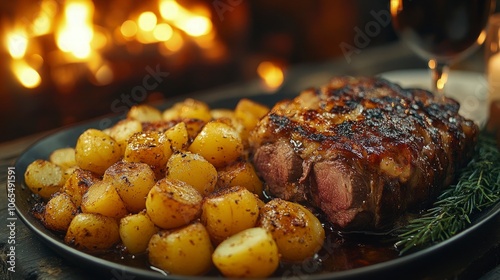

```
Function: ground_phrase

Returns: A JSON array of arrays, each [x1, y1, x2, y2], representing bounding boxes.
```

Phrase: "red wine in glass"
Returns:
[[390, 0, 495, 95]]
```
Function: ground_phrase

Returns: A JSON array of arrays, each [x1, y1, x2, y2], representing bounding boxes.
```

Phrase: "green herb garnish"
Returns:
[[396, 132, 500, 255]]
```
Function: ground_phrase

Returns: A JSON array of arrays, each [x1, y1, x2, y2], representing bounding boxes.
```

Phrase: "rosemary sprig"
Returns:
[[396, 132, 500, 255]]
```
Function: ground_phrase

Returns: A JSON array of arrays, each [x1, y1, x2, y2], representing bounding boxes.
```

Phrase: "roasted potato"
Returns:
[[75, 128, 122, 175], [162, 98, 212, 123], [60, 168, 98, 207], [103, 161, 156, 213], [164, 122, 189, 151], [43, 192, 78, 232], [234, 98, 270, 132], [146, 178, 202, 229], [182, 118, 206, 141], [24, 159, 65, 200], [148, 222, 213, 275], [123, 130, 172, 178], [188, 120, 244, 168], [127, 104, 163, 122], [49, 147, 77, 170], [105, 119, 142, 155], [81, 180, 129, 219], [217, 160, 263, 196], [65, 213, 120, 252], [166, 151, 217, 196], [212, 227, 279, 278], [258, 198, 325, 262], [119, 211, 158, 254], [210, 108, 235, 120], [201, 186, 260, 244]]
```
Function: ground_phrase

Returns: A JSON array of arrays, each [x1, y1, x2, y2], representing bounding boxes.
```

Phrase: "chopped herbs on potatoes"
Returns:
[[26, 98, 318, 277]]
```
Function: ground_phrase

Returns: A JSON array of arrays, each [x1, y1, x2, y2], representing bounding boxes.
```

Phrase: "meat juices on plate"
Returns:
[[250, 76, 478, 230]]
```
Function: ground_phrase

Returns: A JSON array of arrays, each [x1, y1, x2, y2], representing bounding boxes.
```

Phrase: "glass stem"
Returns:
[[429, 59, 449, 96]]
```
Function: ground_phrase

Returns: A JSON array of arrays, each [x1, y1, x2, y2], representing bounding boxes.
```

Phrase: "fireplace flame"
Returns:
[[56, 0, 94, 59]]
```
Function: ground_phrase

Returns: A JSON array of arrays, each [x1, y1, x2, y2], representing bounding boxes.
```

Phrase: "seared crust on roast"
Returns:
[[249, 76, 478, 230]]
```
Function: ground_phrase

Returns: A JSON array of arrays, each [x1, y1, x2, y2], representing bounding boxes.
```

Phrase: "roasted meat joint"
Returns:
[[250, 76, 479, 230]]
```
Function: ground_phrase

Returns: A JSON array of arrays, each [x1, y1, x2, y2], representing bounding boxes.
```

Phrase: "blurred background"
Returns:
[[0, 0, 456, 142]]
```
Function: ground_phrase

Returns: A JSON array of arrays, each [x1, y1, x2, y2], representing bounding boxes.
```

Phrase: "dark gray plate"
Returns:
[[13, 93, 500, 279]]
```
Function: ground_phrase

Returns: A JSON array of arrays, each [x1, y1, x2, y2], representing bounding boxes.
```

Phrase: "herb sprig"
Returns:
[[396, 132, 500, 255]]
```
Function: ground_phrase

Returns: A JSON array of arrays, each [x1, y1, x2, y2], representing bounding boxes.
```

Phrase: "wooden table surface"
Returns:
[[1, 42, 499, 280]]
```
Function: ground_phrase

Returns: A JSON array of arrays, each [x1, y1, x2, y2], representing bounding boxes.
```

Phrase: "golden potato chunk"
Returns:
[[148, 223, 213, 276], [65, 213, 120, 252], [127, 104, 162, 122], [104, 161, 156, 213], [234, 98, 270, 132], [49, 147, 77, 170], [164, 122, 189, 151], [75, 129, 122, 175], [183, 118, 206, 141], [60, 168, 98, 207], [146, 178, 202, 229], [43, 192, 78, 232], [24, 159, 65, 200], [166, 152, 217, 196], [105, 119, 142, 155], [123, 131, 172, 178], [201, 186, 260, 244], [212, 227, 279, 278], [217, 160, 263, 196], [162, 98, 212, 123], [119, 211, 158, 254], [188, 121, 244, 168], [258, 198, 325, 262], [81, 180, 129, 219]]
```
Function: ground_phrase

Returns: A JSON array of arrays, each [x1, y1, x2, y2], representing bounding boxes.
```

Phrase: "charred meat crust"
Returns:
[[250, 76, 478, 230]]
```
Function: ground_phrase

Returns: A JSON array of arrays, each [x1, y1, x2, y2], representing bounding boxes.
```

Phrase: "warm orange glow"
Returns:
[[56, 0, 94, 59], [153, 23, 173, 41], [257, 61, 284, 89], [138, 12, 157, 32], [159, 0, 213, 37], [94, 64, 113, 85], [163, 31, 184, 52], [390, 0, 403, 18], [91, 27, 107, 50], [181, 16, 212, 37], [477, 30, 487, 45], [12, 61, 42, 89], [6, 29, 28, 59], [27, 54, 44, 69], [32, 14, 52, 36], [195, 32, 216, 49], [159, 0, 182, 21], [428, 59, 436, 69], [136, 30, 157, 44], [121, 20, 138, 38], [32, 0, 57, 36]]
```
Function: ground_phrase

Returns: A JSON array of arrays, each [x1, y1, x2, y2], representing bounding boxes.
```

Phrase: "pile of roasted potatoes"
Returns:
[[24, 98, 325, 278]]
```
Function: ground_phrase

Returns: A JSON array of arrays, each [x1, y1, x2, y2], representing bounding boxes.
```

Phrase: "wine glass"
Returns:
[[390, 0, 495, 96]]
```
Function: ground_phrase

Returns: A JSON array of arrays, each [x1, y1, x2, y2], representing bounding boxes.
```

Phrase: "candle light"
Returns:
[[486, 14, 500, 105], [487, 53, 500, 103]]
